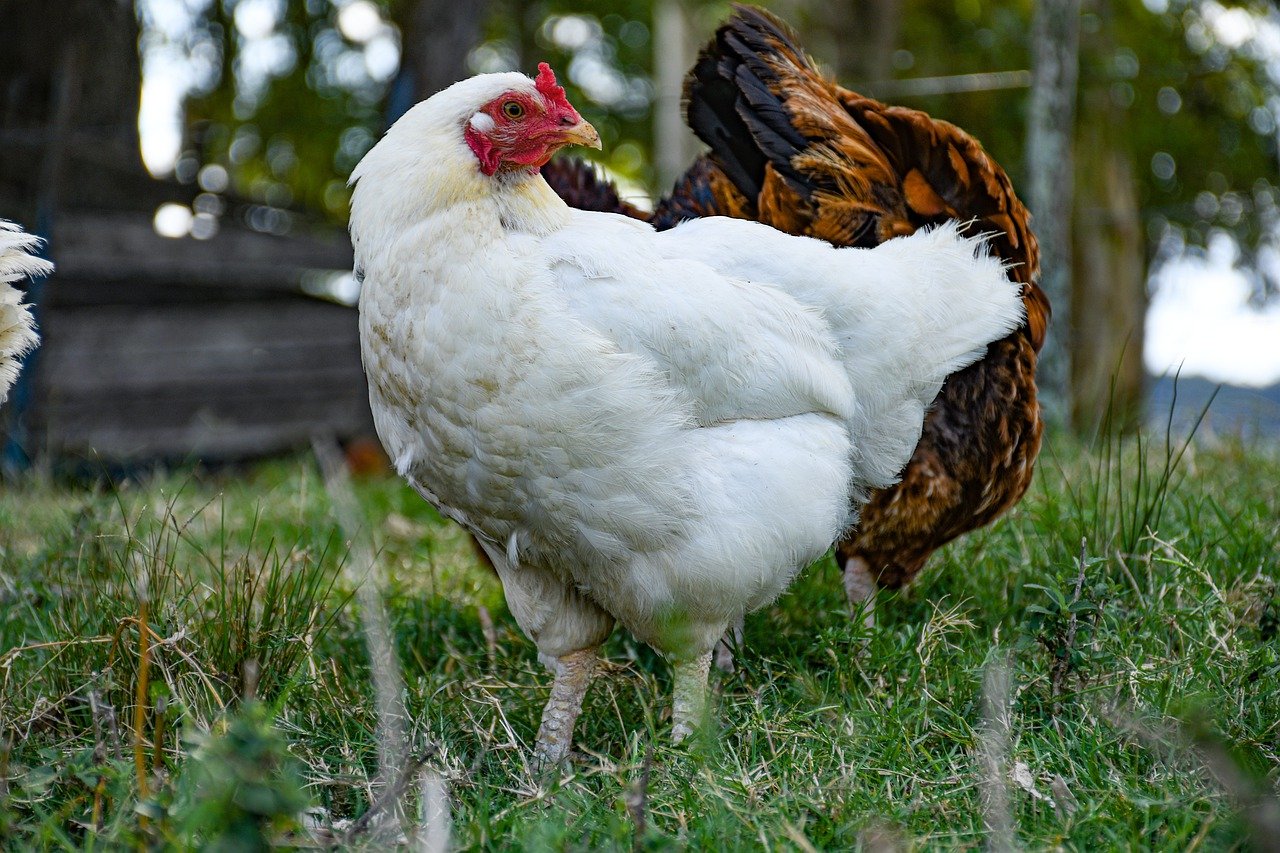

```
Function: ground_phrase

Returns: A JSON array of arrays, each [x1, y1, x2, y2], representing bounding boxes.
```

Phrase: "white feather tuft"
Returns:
[[0, 220, 51, 406]]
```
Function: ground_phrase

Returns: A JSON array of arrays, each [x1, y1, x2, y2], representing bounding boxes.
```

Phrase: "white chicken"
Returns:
[[349, 64, 1023, 766], [0, 221, 48, 406]]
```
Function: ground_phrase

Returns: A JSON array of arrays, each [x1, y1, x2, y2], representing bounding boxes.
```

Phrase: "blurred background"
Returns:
[[2, 0, 1278, 469]]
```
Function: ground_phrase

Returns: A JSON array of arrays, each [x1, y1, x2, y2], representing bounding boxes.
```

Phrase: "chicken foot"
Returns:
[[671, 651, 713, 743], [534, 647, 598, 768]]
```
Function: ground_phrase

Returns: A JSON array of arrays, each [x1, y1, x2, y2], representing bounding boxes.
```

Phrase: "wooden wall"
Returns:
[[32, 298, 371, 462], [10, 213, 374, 466]]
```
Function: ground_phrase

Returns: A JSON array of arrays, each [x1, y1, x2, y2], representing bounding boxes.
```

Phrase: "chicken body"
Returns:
[[545, 5, 1049, 620], [0, 221, 49, 406], [350, 69, 1023, 764]]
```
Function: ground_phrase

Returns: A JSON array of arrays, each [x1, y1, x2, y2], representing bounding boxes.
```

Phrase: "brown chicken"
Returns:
[[542, 4, 1049, 626]]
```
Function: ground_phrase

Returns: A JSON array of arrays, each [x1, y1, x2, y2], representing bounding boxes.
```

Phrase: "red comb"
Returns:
[[535, 62, 576, 115]]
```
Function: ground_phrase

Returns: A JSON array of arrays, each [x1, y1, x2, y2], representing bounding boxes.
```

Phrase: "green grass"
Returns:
[[0, 428, 1277, 849]]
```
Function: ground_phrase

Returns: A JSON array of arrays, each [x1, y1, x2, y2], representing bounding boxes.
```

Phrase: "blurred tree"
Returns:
[[793, 0, 905, 82], [1071, 0, 1143, 430], [845, 0, 1280, 427], [1073, 95, 1145, 430], [1064, 0, 1279, 427], [1025, 0, 1080, 420], [1058, 0, 1280, 428], [478, 0, 700, 191], [178, 0, 399, 222], [394, 0, 492, 106], [32, 0, 1271, 262], [178, 0, 693, 217], [653, 0, 701, 187]]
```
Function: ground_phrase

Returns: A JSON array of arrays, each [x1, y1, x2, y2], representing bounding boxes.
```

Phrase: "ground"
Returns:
[[0, 426, 1276, 849]]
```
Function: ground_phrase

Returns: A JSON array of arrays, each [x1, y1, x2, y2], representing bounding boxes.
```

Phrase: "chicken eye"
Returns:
[[502, 101, 525, 120]]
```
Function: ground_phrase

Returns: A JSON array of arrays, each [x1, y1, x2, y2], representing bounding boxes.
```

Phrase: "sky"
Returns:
[[1144, 232, 1280, 387], [134, 0, 1280, 389]]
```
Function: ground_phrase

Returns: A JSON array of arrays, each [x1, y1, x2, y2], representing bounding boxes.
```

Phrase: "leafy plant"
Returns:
[[175, 702, 309, 850], [1021, 541, 1109, 722]]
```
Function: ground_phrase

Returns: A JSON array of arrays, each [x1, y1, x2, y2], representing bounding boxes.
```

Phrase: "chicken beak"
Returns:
[[559, 119, 602, 150]]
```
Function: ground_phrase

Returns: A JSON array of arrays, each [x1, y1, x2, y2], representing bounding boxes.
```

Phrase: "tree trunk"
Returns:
[[396, 0, 492, 104], [1071, 127, 1145, 433], [824, 0, 904, 83], [1070, 0, 1145, 433], [653, 0, 701, 192], [508, 0, 538, 72], [1024, 0, 1081, 420]]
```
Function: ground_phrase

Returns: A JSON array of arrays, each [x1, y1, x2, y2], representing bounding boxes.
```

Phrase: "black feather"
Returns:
[[651, 157, 724, 230], [540, 158, 644, 219], [684, 4, 816, 204], [686, 54, 764, 199]]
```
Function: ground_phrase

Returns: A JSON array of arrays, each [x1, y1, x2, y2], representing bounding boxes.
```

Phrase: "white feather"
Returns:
[[0, 221, 50, 406], [349, 73, 1023, 663]]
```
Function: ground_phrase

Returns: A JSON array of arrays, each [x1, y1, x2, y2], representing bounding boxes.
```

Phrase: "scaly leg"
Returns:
[[712, 617, 744, 674], [533, 647, 598, 768], [671, 651, 713, 743], [843, 555, 877, 631]]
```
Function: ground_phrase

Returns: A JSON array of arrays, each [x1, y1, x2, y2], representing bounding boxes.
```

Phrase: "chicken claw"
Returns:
[[533, 647, 598, 768]]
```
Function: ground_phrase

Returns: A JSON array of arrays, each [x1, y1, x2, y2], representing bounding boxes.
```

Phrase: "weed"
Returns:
[[174, 701, 309, 849]]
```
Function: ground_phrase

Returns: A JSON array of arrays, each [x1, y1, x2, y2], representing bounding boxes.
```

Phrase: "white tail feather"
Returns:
[[657, 217, 1024, 501], [0, 221, 51, 406], [827, 222, 1024, 495]]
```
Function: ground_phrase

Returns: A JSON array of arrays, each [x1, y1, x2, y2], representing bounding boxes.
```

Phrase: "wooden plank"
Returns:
[[38, 301, 365, 393], [45, 355, 364, 395], [43, 415, 372, 462], [51, 212, 354, 292], [27, 295, 376, 462], [44, 376, 369, 421], [43, 375, 367, 418], [45, 279, 294, 308], [40, 387, 372, 460], [44, 299, 359, 346]]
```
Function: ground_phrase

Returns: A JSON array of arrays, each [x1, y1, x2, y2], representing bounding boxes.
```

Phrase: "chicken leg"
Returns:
[[712, 617, 744, 674], [671, 651, 713, 743], [534, 647, 598, 768], [843, 555, 877, 630]]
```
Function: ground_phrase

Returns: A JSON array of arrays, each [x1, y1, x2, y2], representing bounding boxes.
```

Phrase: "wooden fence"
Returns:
[[7, 211, 373, 466]]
